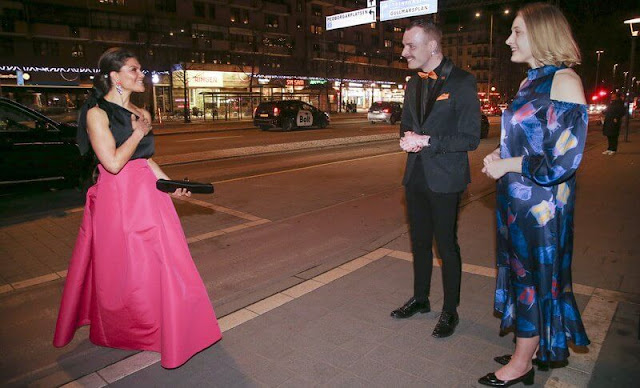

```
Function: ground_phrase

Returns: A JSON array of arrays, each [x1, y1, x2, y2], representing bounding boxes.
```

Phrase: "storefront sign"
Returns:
[[286, 79, 305, 86], [310, 80, 327, 85]]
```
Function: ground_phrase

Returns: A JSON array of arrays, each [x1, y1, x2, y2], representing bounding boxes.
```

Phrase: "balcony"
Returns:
[[347, 55, 368, 64], [232, 0, 259, 10], [30, 23, 70, 39], [92, 28, 131, 44], [194, 38, 230, 51], [472, 51, 489, 58], [370, 57, 387, 66], [262, 45, 292, 56], [263, 2, 290, 15], [230, 41, 255, 53]]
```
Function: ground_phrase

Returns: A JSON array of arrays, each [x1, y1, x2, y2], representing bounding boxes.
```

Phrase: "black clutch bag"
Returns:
[[156, 179, 214, 194]]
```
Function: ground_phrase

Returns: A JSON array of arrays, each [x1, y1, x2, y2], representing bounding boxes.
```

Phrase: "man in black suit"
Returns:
[[390, 19, 480, 338]]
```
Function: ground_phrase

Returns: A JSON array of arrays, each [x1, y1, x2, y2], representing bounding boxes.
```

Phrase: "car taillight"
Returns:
[[273, 107, 280, 116], [383, 108, 390, 113]]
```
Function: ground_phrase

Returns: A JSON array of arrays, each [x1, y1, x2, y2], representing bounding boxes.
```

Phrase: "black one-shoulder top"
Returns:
[[77, 95, 154, 160]]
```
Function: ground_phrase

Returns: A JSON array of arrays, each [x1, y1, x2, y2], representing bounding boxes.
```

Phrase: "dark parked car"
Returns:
[[254, 100, 330, 131], [368, 101, 402, 124], [480, 113, 490, 139], [0, 97, 94, 190]]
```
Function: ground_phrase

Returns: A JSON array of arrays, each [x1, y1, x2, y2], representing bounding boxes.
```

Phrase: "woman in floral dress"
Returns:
[[479, 3, 590, 386]]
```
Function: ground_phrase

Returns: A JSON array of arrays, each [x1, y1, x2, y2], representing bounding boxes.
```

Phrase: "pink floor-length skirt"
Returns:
[[53, 159, 221, 368]]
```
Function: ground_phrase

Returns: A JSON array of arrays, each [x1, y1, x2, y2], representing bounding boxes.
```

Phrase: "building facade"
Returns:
[[0, 0, 520, 119]]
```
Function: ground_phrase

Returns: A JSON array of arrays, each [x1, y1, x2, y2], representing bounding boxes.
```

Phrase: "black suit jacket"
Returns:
[[401, 59, 481, 193]]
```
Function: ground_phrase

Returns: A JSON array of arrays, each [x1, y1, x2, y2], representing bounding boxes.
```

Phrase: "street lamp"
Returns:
[[475, 9, 510, 105], [594, 50, 604, 95], [623, 17, 639, 142], [613, 63, 619, 89]]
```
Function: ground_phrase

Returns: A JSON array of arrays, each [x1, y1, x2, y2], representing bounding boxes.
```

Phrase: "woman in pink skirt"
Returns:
[[53, 47, 221, 368]]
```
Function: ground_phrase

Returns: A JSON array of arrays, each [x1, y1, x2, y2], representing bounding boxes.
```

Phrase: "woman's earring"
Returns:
[[115, 81, 123, 95]]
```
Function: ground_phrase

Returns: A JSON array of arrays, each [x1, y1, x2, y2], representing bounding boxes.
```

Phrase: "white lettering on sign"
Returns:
[[326, 7, 376, 31], [297, 110, 313, 127], [380, 0, 438, 22]]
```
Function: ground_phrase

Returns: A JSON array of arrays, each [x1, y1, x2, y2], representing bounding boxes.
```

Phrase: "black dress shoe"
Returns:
[[390, 297, 430, 319], [478, 368, 534, 386], [431, 311, 459, 338], [494, 354, 562, 371]]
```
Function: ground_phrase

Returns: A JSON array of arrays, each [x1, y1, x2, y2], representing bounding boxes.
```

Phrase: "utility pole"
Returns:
[[594, 50, 604, 95]]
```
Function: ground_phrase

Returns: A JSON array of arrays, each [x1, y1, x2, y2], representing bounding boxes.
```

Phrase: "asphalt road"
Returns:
[[4, 116, 630, 388]]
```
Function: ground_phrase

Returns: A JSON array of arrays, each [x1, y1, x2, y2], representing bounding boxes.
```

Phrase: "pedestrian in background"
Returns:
[[602, 92, 626, 155], [480, 3, 590, 386], [391, 19, 480, 339], [53, 47, 221, 368]]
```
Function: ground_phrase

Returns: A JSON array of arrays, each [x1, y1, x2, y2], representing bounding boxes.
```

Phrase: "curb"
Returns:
[[154, 133, 399, 165]]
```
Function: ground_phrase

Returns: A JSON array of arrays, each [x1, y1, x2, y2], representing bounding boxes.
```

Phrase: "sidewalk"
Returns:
[[2, 122, 639, 387], [65, 249, 640, 388], [59, 128, 640, 387]]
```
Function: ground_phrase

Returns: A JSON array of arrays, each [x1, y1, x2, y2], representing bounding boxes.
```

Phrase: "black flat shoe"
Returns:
[[494, 354, 558, 371], [431, 311, 459, 338], [390, 297, 430, 319], [478, 368, 535, 387]]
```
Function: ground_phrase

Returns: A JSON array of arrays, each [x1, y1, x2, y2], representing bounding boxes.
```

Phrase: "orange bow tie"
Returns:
[[418, 71, 438, 80]]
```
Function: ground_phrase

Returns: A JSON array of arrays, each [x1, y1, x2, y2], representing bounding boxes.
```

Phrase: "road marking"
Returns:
[[214, 151, 404, 184], [0, 201, 269, 293], [58, 248, 633, 387], [175, 135, 243, 143]]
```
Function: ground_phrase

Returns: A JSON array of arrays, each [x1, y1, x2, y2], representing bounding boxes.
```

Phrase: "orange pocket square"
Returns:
[[436, 93, 450, 101]]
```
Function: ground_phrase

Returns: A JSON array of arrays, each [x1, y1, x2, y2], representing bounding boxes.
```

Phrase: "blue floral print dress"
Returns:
[[494, 65, 590, 362]]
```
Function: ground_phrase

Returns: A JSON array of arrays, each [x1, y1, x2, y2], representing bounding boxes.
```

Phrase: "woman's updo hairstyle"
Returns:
[[92, 47, 137, 97]]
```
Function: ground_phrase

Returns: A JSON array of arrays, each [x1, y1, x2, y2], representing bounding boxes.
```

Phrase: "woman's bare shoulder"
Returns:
[[86, 105, 108, 120], [551, 68, 586, 104]]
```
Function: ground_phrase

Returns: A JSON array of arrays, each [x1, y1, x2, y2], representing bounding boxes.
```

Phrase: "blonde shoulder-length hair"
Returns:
[[519, 2, 581, 67]]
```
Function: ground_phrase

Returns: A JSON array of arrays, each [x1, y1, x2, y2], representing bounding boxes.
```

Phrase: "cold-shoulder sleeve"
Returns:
[[521, 101, 587, 186]]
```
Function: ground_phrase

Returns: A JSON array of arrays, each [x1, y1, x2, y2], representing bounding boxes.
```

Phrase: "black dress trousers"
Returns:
[[405, 158, 462, 312]]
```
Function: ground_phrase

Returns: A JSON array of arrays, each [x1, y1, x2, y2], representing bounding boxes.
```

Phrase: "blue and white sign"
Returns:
[[326, 7, 376, 31], [367, 0, 376, 7], [380, 0, 438, 22]]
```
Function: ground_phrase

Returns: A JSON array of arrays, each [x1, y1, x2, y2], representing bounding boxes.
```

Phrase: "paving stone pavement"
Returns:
[[108, 257, 592, 388]]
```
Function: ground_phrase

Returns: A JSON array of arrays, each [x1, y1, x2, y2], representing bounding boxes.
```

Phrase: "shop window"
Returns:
[[384, 39, 392, 48], [310, 25, 323, 35], [370, 22, 376, 29], [312, 5, 322, 17]]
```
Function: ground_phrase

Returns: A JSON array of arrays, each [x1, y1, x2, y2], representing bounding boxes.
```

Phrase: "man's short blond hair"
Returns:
[[519, 2, 581, 67]]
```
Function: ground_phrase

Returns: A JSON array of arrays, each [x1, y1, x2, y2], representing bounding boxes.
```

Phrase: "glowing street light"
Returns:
[[623, 17, 640, 142]]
